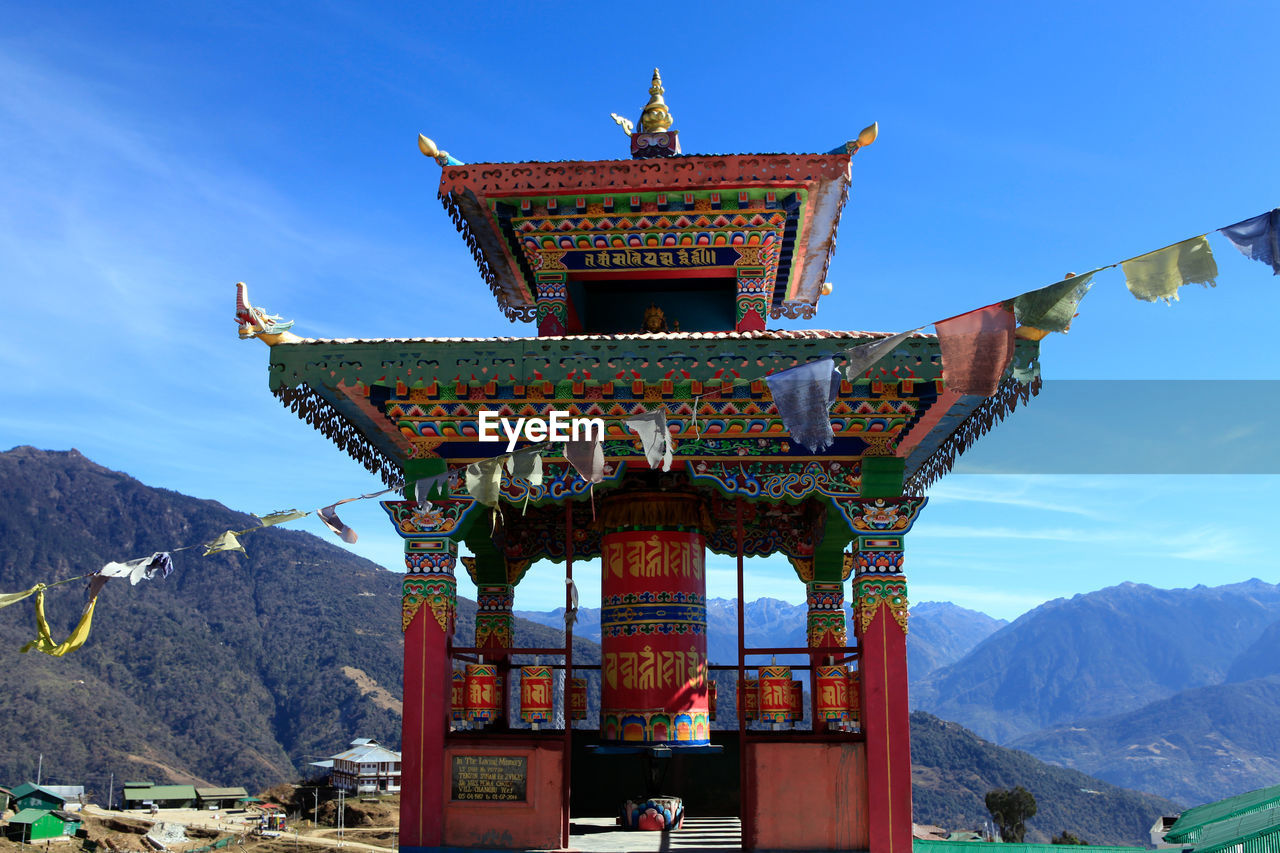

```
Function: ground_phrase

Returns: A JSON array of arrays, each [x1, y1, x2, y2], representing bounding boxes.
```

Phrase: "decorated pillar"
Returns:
[[806, 580, 846, 649], [837, 497, 926, 853], [534, 273, 569, 337], [599, 492, 710, 744], [382, 497, 478, 853], [475, 583, 515, 651], [735, 263, 769, 332]]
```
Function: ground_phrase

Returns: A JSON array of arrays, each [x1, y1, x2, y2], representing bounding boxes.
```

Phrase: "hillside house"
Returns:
[[1164, 783, 1280, 845], [317, 738, 401, 793], [121, 784, 197, 810], [195, 787, 249, 810], [10, 783, 66, 812], [5, 808, 82, 842]]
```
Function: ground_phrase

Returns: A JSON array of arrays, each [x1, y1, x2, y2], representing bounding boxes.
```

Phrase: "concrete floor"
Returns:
[[557, 817, 742, 852]]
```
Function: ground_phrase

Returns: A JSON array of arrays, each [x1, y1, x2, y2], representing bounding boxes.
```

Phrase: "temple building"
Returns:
[[241, 70, 1042, 852]]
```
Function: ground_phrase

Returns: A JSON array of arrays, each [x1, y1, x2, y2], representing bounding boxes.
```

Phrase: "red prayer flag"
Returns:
[[935, 304, 1016, 397]]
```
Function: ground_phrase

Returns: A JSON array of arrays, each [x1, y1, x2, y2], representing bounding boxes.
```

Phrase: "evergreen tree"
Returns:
[[986, 786, 1038, 842]]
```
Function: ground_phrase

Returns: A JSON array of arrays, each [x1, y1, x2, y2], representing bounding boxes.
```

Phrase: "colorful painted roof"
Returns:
[[436, 153, 854, 324], [1167, 784, 1280, 843]]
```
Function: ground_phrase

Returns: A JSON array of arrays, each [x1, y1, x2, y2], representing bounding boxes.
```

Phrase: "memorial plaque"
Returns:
[[451, 754, 528, 802]]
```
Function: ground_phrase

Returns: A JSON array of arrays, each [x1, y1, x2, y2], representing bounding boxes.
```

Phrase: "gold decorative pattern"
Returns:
[[788, 555, 814, 582], [853, 578, 908, 635]]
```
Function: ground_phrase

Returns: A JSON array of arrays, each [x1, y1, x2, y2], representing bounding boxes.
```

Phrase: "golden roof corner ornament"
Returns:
[[832, 122, 879, 156], [417, 133, 465, 167], [639, 68, 674, 133]]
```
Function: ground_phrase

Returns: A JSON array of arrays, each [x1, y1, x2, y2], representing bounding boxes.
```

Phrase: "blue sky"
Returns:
[[2, 2, 1278, 619]]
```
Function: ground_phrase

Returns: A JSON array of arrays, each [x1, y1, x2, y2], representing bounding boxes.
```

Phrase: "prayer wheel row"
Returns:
[[452, 666, 589, 724], [736, 665, 862, 727]]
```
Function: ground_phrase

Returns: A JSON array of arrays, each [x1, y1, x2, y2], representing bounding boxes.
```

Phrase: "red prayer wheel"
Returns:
[[450, 670, 465, 722], [569, 677, 588, 721], [758, 665, 793, 724], [847, 667, 862, 730], [708, 679, 717, 722], [464, 662, 500, 725], [738, 677, 759, 722], [599, 493, 709, 745], [519, 665, 553, 724], [816, 664, 850, 723], [790, 680, 804, 724]]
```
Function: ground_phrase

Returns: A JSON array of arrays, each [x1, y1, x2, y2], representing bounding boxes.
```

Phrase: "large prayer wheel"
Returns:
[[599, 492, 710, 745]]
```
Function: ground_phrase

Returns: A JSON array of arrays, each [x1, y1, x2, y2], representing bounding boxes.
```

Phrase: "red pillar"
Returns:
[[843, 498, 926, 853], [383, 499, 473, 853]]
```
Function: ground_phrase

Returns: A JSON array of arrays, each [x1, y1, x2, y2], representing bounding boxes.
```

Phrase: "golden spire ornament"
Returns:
[[639, 68, 674, 133]]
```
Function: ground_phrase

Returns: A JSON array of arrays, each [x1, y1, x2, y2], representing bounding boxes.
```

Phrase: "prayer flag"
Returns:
[[505, 448, 545, 486], [765, 357, 842, 452], [936, 304, 1017, 397], [843, 331, 917, 383], [625, 409, 673, 471], [0, 583, 44, 611], [21, 589, 99, 657], [464, 458, 504, 507], [1122, 236, 1218, 302], [1219, 209, 1280, 275], [564, 437, 605, 484], [1011, 271, 1097, 333], [98, 552, 173, 585], [204, 531, 248, 555], [254, 509, 308, 527]]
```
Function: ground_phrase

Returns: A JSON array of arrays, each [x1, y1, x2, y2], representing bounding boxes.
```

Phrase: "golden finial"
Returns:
[[638, 68, 674, 133], [417, 133, 463, 166]]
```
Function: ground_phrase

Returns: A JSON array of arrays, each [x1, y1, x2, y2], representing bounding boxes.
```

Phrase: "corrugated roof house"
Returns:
[[10, 783, 67, 813], [324, 738, 402, 794], [1166, 784, 1280, 845], [1192, 805, 1280, 853], [5, 808, 82, 842]]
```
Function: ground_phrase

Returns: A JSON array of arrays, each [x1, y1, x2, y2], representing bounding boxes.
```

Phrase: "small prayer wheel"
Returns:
[[738, 677, 759, 722], [790, 680, 804, 724], [708, 679, 717, 722], [450, 670, 466, 722], [758, 665, 793, 724], [520, 665, 553, 725], [569, 677, 588, 721], [816, 664, 850, 723], [847, 667, 862, 730], [464, 662, 500, 725]]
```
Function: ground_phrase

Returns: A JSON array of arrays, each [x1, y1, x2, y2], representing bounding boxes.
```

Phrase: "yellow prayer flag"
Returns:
[[20, 589, 99, 657], [1122, 236, 1218, 303], [204, 531, 246, 556]]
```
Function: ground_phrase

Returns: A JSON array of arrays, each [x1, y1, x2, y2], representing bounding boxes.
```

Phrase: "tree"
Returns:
[[986, 786, 1038, 843], [1052, 830, 1089, 845]]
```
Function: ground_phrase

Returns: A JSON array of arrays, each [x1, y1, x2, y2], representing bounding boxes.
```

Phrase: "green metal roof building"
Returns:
[[1166, 784, 1280, 845], [1191, 806, 1280, 853], [9, 782, 67, 813], [5, 808, 82, 842], [121, 785, 197, 809], [195, 787, 249, 809], [914, 841, 1146, 853]]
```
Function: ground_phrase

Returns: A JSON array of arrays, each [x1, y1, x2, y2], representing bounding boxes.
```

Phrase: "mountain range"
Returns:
[[911, 579, 1280, 805], [517, 597, 1007, 678], [0, 445, 1240, 840]]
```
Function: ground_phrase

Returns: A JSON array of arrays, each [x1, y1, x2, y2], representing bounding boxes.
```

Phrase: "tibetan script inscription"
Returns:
[[558, 246, 741, 271], [604, 535, 703, 580], [451, 754, 527, 802], [603, 645, 707, 692]]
